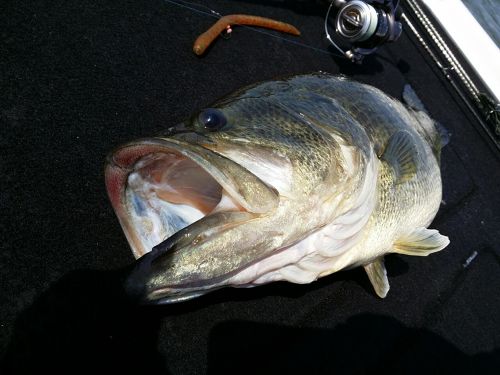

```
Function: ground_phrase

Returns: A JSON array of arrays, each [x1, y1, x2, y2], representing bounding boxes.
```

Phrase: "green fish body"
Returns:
[[105, 73, 449, 303]]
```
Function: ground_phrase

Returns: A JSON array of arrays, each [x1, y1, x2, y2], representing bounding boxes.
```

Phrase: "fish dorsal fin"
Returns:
[[402, 84, 426, 112], [364, 257, 390, 298], [434, 121, 450, 148], [381, 130, 418, 184], [393, 227, 450, 256]]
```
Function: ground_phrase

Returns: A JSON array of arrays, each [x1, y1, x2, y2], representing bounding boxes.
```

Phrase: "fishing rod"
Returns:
[[401, 0, 500, 151]]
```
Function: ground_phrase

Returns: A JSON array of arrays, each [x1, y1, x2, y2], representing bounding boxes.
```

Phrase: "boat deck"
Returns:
[[1, 0, 499, 373]]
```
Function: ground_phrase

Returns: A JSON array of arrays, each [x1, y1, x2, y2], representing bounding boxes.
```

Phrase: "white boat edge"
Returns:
[[422, 0, 500, 103]]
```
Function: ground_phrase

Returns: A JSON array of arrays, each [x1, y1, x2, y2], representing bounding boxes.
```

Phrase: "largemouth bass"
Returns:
[[105, 73, 449, 303]]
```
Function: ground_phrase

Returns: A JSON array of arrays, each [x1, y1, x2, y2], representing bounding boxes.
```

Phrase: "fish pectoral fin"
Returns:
[[380, 130, 418, 184], [393, 227, 450, 256], [364, 257, 390, 298]]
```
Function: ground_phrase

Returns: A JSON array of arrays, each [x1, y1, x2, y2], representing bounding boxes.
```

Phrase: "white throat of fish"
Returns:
[[226, 149, 378, 286]]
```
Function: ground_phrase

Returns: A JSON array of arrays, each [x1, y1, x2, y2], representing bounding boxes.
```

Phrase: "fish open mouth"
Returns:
[[105, 138, 245, 258]]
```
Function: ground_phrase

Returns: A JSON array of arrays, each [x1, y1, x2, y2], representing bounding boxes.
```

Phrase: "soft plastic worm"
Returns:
[[193, 14, 301, 55]]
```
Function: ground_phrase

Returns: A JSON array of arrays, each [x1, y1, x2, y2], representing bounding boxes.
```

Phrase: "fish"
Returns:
[[105, 73, 449, 304]]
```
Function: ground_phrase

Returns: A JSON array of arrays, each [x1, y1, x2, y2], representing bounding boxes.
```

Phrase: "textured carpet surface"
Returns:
[[1, 1, 499, 373]]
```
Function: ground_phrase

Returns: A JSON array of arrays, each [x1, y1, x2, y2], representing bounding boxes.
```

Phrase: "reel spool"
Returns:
[[325, 0, 402, 63]]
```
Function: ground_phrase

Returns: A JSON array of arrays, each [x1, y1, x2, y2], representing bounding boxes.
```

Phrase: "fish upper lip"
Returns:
[[106, 132, 208, 168]]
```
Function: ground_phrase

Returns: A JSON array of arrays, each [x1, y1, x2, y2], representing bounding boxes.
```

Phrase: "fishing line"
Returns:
[[237, 25, 341, 56], [164, 0, 222, 19], [163, 0, 342, 57]]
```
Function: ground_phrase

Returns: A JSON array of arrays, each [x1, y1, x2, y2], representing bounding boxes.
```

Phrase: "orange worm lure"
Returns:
[[193, 14, 301, 56]]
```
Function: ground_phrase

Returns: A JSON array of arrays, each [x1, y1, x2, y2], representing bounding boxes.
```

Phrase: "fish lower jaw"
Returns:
[[147, 288, 212, 304], [144, 243, 367, 303]]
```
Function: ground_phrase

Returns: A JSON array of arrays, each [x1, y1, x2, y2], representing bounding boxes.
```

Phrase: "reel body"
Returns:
[[326, 0, 402, 62]]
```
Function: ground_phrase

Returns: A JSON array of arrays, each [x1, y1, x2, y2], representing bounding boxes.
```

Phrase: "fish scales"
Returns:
[[221, 97, 338, 189]]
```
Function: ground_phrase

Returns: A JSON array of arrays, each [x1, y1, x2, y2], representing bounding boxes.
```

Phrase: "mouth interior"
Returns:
[[127, 152, 220, 254], [121, 150, 242, 257]]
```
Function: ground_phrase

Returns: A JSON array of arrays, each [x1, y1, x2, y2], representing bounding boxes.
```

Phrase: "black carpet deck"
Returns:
[[1, 1, 499, 373]]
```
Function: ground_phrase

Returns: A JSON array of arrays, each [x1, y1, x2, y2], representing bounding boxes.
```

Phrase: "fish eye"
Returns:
[[198, 108, 227, 131]]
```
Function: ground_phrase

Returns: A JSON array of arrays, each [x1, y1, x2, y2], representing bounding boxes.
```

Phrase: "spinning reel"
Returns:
[[325, 0, 402, 63]]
